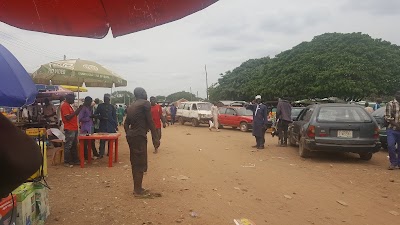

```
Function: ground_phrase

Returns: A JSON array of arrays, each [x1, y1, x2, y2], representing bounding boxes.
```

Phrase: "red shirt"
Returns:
[[151, 104, 162, 129], [61, 101, 78, 131]]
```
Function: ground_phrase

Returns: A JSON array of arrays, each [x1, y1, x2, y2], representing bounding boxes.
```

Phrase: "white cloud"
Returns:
[[0, 0, 399, 100]]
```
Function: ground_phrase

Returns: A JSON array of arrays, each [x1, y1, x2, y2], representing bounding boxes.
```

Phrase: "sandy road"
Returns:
[[46, 124, 400, 225]]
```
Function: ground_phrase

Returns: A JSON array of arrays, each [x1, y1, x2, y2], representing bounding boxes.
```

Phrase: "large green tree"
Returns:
[[111, 90, 134, 105], [166, 91, 200, 102], [210, 33, 400, 101]]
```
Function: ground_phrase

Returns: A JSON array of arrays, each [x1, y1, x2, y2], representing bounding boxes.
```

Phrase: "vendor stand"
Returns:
[[0, 44, 50, 225]]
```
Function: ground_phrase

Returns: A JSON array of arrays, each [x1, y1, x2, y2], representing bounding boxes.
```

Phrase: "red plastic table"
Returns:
[[78, 133, 121, 168]]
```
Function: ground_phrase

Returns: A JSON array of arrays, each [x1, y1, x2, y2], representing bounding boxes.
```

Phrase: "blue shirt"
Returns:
[[94, 103, 117, 133]]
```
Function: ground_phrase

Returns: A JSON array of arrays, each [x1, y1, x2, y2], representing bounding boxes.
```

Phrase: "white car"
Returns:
[[176, 102, 212, 126]]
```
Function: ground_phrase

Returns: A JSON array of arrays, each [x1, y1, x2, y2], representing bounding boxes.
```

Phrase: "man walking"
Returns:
[[209, 102, 220, 131], [60, 94, 82, 167], [385, 91, 400, 170], [276, 97, 292, 147], [170, 103, 177, 125], [150, 96, 166, 154], [246, 95, 268, 149], [94, 94, 117, 158], [124, 88, 160, 197]]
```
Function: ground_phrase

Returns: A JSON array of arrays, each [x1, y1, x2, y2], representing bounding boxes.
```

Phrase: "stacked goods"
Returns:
[[12, 183, 36, 225], [11, 182, 50, 225], [33, 183, 50, 224], [0, 194, 17, 225]]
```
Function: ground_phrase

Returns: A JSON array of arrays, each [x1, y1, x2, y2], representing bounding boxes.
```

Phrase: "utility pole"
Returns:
[[190, 87, 193, 101], [205, 64, 209, 100], [63, 55, 66, 60]]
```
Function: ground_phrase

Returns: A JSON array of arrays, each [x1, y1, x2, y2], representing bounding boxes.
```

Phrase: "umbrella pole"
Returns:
[[78, 86, 80, 106]]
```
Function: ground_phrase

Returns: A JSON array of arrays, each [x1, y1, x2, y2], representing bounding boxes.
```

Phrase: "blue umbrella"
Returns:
[[0, 44, 38, 107]]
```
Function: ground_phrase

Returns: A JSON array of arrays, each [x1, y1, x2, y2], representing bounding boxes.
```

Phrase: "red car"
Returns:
[[218, 107, 253, 132]]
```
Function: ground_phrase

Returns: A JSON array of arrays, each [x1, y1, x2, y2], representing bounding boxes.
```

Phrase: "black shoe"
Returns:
[[73, 161, 81, 165], [98, 155, 104, 159], [257, 146, 265, 150]]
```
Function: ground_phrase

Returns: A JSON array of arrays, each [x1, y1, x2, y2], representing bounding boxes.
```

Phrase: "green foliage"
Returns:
[[111, 90, 134, 105], [155, 95, 167, 102], [166, 91, 201, 102], [210, 33, 400, 101]]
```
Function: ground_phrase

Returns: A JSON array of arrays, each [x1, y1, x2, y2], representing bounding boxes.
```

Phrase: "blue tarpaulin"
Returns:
[[0, 44, 37, 107]]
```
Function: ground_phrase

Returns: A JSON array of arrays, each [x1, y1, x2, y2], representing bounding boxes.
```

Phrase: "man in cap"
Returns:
[[124, 87, 160, 197], [94, 94, 118, 158], [246, 95, 268, 149]]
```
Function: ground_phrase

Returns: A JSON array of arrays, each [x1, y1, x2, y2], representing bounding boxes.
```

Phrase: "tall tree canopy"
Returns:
[[111, 90, 134, 105], [166, 91, 201, 102], [210, 33, 400, 101]]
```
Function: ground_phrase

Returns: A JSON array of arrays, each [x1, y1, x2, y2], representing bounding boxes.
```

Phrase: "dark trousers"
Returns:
[[152, 128, 162, 148], [387, 129, 400, 166], [84, 140, 99, 159], [255, 127, 266, 147], [278, 120, 290, 145], [127, 135, 148, 172], [171, 115, 176, 124], [64, 130, 79, 164]]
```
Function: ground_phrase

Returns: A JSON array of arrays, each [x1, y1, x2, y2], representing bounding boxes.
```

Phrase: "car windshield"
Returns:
[[371, 107, 385, 117], [197, 103, 212, 110], [291, 108, 304, 117], [236, 108, 253, 116], [317, 107, 372, 123]]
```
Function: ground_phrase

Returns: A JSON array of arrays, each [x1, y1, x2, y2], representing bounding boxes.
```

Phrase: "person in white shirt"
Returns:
[[209, 103, 220, 132]]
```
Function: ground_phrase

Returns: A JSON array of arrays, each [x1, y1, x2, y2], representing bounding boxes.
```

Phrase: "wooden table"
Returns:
[[77, 133, 121, 168]]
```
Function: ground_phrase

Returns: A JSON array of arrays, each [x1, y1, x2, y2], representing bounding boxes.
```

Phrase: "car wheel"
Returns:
[[299, 137, 310, 158], [359, 152, 373, 161], [191, 118, 199, 127], [240, 122, 249, 132], [178, 117, 184, 125]]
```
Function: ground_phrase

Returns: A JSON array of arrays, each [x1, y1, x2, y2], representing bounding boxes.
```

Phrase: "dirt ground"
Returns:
[[45, 124, 400, 225]]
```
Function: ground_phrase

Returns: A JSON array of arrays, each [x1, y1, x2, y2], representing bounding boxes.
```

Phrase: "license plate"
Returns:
[[337, 130, 353, 138]]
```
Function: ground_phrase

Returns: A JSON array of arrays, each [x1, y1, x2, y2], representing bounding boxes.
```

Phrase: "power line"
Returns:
[[0, 30, 61, 57]]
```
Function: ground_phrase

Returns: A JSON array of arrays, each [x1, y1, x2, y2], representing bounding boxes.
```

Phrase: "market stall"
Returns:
[[0, 44, 50, 225]]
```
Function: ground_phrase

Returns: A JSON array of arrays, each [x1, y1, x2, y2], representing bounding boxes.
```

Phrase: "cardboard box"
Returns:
[[33, 183, 50, 222], [13, 183, 36, 225], [0, 195, 17, 225]]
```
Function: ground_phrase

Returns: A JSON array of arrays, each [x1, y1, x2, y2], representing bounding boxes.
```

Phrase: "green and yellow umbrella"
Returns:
[[32, 59, 127, 88]]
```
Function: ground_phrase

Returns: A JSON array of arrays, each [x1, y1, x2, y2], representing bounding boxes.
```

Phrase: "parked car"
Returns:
[[218, 107, 253, 132], [176, 101, 212, 126], [371, 107, 387, 149], [288, 104, 381, 160]]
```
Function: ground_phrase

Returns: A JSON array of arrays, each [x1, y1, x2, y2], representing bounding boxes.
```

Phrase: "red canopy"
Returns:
[[0, 0, 217, 38]]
